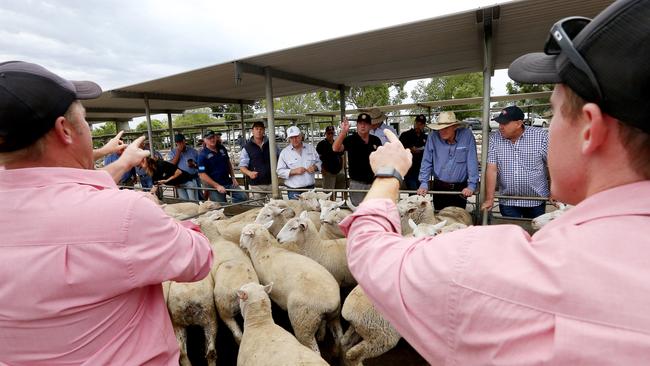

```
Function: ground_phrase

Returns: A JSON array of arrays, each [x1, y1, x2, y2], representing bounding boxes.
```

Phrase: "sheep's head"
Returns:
[[198, 200, 221, 214], [255, 205, 285, 225], [298, 190, 330, 211], [410, 219, 447, 238], [237, 282, 273, 318], [531, 203, 571, 230], [266, 200, 296, 218], [276, 211, 311, 245], [320, 209, 345, 237], [319, 199, 345, 221], [240, 222, 274, 252]]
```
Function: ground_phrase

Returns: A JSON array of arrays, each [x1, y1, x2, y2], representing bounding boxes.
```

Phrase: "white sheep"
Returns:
[[436, 206, 473, 226], [277, 211, 356, 287], [236, 282, 329, 366], [340, 285, 401, 366], [254, 204, 294, 237], [194, 211, 259, 345], [397, 195, 438, 235], [319, 199, 352, 221], [319, 208, 347, 240], [240, 222, 344, 354], [531, 203, 572, 230], [165, 276, 218, 366], [163, 200, 221, 220], [210, 202, 295, 243]]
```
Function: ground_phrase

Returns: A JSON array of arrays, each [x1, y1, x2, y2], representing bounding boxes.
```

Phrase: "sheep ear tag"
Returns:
[[264, 283, 273, 294], [262, 220, 273, 230], [408, 219, 417, 231]]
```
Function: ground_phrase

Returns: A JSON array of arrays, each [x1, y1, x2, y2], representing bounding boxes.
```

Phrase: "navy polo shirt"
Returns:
[[198, 145, 232, 186]]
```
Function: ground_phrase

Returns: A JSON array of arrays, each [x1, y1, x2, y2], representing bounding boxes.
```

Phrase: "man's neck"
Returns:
[[253, 136, 264, 146], [507, 128, 525, 143], [357, 132, 370, 142]]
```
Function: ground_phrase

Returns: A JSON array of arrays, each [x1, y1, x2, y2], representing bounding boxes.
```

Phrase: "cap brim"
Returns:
[[508, 52, 562, 84], [72, 80, 102, 99]]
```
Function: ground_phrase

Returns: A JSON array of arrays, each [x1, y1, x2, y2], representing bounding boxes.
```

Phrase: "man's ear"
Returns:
[[52, 116, 75, 146], [580, 103, 609, 155]]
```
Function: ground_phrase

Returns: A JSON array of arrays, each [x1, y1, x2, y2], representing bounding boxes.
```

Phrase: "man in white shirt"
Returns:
[[276, 126, 322, 199]]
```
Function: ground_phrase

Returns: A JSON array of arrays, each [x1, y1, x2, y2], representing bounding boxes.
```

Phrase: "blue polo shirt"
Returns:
[[198, 145, 232, 186]]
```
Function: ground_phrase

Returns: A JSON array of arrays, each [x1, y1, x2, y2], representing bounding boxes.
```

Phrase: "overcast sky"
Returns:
[[1, 0, 514, 101]]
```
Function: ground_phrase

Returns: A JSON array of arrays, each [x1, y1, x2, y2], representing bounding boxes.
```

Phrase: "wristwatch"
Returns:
[[375, 166, 403, 184]]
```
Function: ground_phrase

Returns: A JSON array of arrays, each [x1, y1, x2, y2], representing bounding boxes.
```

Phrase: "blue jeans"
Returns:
[[176, 180, 198, 201], [403, 176, 420, 191], [499, 203, 546, 219], [206, 183, 248, 203], [287, 185, 315, 200]]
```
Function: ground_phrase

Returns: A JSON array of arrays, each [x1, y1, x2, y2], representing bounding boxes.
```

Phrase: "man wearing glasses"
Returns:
[[339, 0, 650, 364], [317, 125, 346, 199]]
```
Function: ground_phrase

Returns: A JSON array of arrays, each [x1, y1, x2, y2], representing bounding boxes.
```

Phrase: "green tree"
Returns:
[[173, 111, 221, 127], [211, 104, 257, 121], [135, 119, 165, 131], [504, 81, 553, 118], [91, 122, 116, 137], [410, 72, 484, 120], [317, 82, 407, 110]]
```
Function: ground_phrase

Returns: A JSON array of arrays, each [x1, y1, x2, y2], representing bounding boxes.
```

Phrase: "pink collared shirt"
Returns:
[[341, 181, 650, 365], [0, 167, 213, 365]]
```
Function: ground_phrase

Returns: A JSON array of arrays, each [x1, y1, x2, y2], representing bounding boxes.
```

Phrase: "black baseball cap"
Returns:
[[415, 114, 427, 123], [325, 126, 335, 133], [174, 133, 186, 142], [508, 0, 650, 134], [0, 61, 102, 152], [204, 130, 220, 138], [492, 106, 525, 124], [356, 113, 372, 124], [251, 121, 265, 129]]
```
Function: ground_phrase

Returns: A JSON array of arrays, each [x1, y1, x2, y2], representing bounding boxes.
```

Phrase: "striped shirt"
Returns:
[[487, 126, 549, 207]]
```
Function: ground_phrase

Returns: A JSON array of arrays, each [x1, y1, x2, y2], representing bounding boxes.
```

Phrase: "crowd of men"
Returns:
[[107, 102, 552, 219]]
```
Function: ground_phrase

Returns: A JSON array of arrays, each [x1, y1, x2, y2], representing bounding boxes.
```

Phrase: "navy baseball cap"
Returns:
[[415, 114, 427, 123], [508, 0, 650, 133], [492, 106, 525, 124], [174, 133, 186, 142], [0, 61, 102, 152], [356, 113, 372, 124]]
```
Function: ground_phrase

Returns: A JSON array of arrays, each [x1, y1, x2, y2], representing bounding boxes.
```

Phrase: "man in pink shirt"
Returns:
[[341, 0, 650, 364], [0, 61, 213, 365]]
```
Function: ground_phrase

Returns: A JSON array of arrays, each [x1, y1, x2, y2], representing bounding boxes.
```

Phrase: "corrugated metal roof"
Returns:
[[84, 0, 613, 122]]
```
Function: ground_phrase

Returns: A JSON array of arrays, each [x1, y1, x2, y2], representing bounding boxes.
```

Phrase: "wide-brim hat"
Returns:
[[427, 111, 461, 130], [367, 108, 387, 125]]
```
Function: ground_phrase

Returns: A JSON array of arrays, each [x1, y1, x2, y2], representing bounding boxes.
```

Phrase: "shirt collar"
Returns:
[[0, 167, 117, 189], [548, 181, 650, 228]]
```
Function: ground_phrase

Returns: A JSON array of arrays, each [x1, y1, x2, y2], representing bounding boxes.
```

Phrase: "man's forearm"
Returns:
[[364, 178, 401, 203]]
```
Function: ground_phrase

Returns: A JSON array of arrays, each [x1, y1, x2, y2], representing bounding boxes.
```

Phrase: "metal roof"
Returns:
[[83, 0, 613, 122]]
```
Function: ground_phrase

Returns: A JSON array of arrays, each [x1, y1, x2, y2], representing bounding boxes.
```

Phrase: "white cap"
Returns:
[[287, 126, 301, 138]]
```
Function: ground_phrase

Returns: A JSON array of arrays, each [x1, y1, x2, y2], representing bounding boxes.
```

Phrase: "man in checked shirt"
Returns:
[[481, 105, 549, 218]]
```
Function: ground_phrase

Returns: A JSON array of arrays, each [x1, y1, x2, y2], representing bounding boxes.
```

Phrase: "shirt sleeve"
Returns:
[[465, 130, 480, 191], [123, 194, 213, 286], [276, 149, 291, 179], [338, 198, 469, 364], [239, 148, 250, 168], [541, 130, 549, 165], [166, 149, 176, 162], [487, 132, 498, 164], [418, 134, 434, 189]]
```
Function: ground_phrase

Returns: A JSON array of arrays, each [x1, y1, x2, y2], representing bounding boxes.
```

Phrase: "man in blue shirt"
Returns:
[[104, 150, 135, 186], [167, 133, 199, 201], [481, 106, 549, 218], [417, 111, 479, 210], [198, 130, 248, 203]]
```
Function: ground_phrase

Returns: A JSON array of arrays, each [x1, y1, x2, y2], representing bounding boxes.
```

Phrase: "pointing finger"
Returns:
[[383, 130, 403, 147]]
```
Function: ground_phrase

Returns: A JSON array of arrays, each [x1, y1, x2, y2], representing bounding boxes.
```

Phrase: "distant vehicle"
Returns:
[[531, 116, 549, 128], [462, 118, 483, 130]]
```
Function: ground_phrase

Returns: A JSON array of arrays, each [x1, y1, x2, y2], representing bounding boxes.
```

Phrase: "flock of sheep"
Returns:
[[157, 191, 564, 365]]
